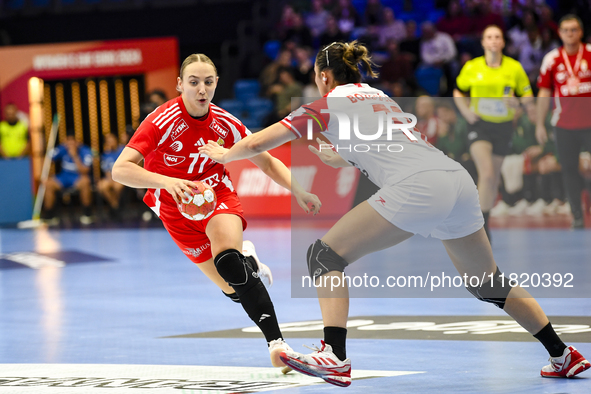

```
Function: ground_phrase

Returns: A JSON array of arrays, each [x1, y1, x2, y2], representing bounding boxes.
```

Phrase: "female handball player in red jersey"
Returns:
[[112, 53, 321, 368], [198, 41, 589, 386]]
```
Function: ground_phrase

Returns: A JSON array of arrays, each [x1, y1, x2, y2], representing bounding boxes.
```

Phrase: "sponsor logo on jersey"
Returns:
[[300, 106, 328, 132], [171, 119, 189, 141], [184, 243, 210, 258], [163, 154, 186, 166], [170, 141, 183, 152], [217, 202, 229, 210], [556, 71, 566, 83], [375, 196, 386, 206], [194, 137, 205, 146], [210, 118, 229, 139]]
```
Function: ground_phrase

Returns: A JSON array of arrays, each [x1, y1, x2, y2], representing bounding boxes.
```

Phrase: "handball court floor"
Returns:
[[1, 219, 590, 394]]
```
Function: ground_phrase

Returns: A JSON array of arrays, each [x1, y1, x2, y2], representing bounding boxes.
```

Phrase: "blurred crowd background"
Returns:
[[1, 0, 590, 226]]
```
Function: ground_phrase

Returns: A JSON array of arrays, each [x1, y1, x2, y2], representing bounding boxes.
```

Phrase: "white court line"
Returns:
[[0, 364, 424, 393]]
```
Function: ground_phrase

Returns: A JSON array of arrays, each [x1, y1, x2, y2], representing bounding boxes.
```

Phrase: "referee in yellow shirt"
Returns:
[[0, 103, 29, 159], [453, 25, 533, 242]]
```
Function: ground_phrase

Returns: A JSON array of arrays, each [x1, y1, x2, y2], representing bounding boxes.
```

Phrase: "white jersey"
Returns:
[[281, 83, 463, 188]]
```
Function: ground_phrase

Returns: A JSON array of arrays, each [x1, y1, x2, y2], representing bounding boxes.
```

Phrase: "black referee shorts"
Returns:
[[467, 120, 514, 156]]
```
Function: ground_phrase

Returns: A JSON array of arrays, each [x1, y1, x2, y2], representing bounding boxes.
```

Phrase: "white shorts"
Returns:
[[368, 170, 484, 240]]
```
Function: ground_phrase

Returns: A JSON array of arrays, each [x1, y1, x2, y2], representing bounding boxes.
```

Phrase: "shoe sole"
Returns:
[[541, 359, 591, 378], [280, 352, 351, 387]]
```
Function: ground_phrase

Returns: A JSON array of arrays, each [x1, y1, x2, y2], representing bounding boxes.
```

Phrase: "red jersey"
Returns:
[[537, 44, 591, 129], [127, 96, 251, 222]]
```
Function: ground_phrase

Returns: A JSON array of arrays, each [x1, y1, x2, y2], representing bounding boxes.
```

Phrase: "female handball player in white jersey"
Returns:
[[198, 41, 589, 386], [112, 54, 321, 368]]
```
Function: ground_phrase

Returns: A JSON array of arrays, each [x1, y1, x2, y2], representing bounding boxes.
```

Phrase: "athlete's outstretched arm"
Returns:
[[249, 151, 321, 215], [112, 147, 199, 204], [198, 122, 294, 164]]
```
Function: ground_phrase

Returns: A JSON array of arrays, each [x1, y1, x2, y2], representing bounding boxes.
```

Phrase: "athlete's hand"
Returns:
[[308, 138, 351, 168], [198, 140, 229, 164], [535, 124, 548, 145], [294, 189, 322, 215], [164, 177, 200, 205]]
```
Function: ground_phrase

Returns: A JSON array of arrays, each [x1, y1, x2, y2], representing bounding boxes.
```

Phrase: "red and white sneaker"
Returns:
[[242, 240, 273, 288], [280, 341, 351, 387], [541, 346, 590, 378]]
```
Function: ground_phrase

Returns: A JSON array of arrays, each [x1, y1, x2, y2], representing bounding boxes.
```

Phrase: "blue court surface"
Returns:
[[1, 223, 590, 393]]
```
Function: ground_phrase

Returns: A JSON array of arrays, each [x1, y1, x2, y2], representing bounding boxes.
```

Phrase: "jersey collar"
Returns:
[[324, 83, 370, 97]]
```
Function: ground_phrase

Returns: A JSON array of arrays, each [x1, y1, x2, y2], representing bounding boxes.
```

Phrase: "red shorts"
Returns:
[[161, 187, 247, 264]]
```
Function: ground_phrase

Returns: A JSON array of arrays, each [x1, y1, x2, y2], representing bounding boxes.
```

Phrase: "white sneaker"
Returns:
[[242, 240, 273, 288], [508, 199, 529, 216], [542, 199, 562, 215], [525, 198, 547, 216], [280, 341, 352, 387], [268, 338, 292, 368], [490, 200, 510, 217]]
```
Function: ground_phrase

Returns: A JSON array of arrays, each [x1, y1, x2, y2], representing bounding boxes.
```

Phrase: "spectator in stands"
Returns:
[[536, 14, 591, 229], [380, 39, 414, 91], [332, 0, 359, 36], [147, 89, 167, 107], [265, 67, 303, 126], [519, 27, 559, 90], [435, 100, 475, 180], [357, 24, 381, 53], [437, 0, 480, 58], [319, 15, 347, 47], [363, 0, 383, 26], [284, 12, 314, 48], [538, 5, 558, 37], [277, 4, 297, 41], [98, 133, 126, 220], [415, 96, 443, 145], [43, 131, 94, 224], [0, 103, 29, 159], [378, 7, 406, 48], [306, 0, 330, 38], [470, 0, 505, 36], [419, 21, 457, 96], [507, 10, 537, 58], [293, 46, 315, 86], [399, 20, 421, 68], [260, 48, 293, 99], [436, 0, 472, 41]]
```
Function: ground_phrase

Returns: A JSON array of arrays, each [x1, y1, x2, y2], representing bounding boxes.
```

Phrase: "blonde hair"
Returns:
[[179, 54, 217, 78], [316, 40, 378, 83]]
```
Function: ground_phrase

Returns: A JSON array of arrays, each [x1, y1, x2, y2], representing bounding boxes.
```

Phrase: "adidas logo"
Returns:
[[259, 314, 271, 322], [216, 202, 228, 210]]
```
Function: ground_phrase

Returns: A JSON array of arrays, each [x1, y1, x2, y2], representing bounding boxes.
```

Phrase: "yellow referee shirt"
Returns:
[[0, 120, 28, 157], [456, 56, 532, 123]]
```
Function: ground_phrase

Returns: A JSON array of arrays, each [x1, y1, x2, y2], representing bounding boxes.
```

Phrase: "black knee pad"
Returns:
[[466, 267, 514, 309], [214, 248, 260, 296], [307, 239, 349, 280], [222, 290, 240, 303]]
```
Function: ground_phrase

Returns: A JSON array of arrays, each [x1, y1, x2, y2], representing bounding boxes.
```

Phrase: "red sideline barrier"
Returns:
[[224, 140, 360, 219]]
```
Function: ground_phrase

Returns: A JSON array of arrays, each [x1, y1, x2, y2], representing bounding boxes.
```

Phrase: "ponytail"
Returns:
[[317, 40, 378, 83]]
